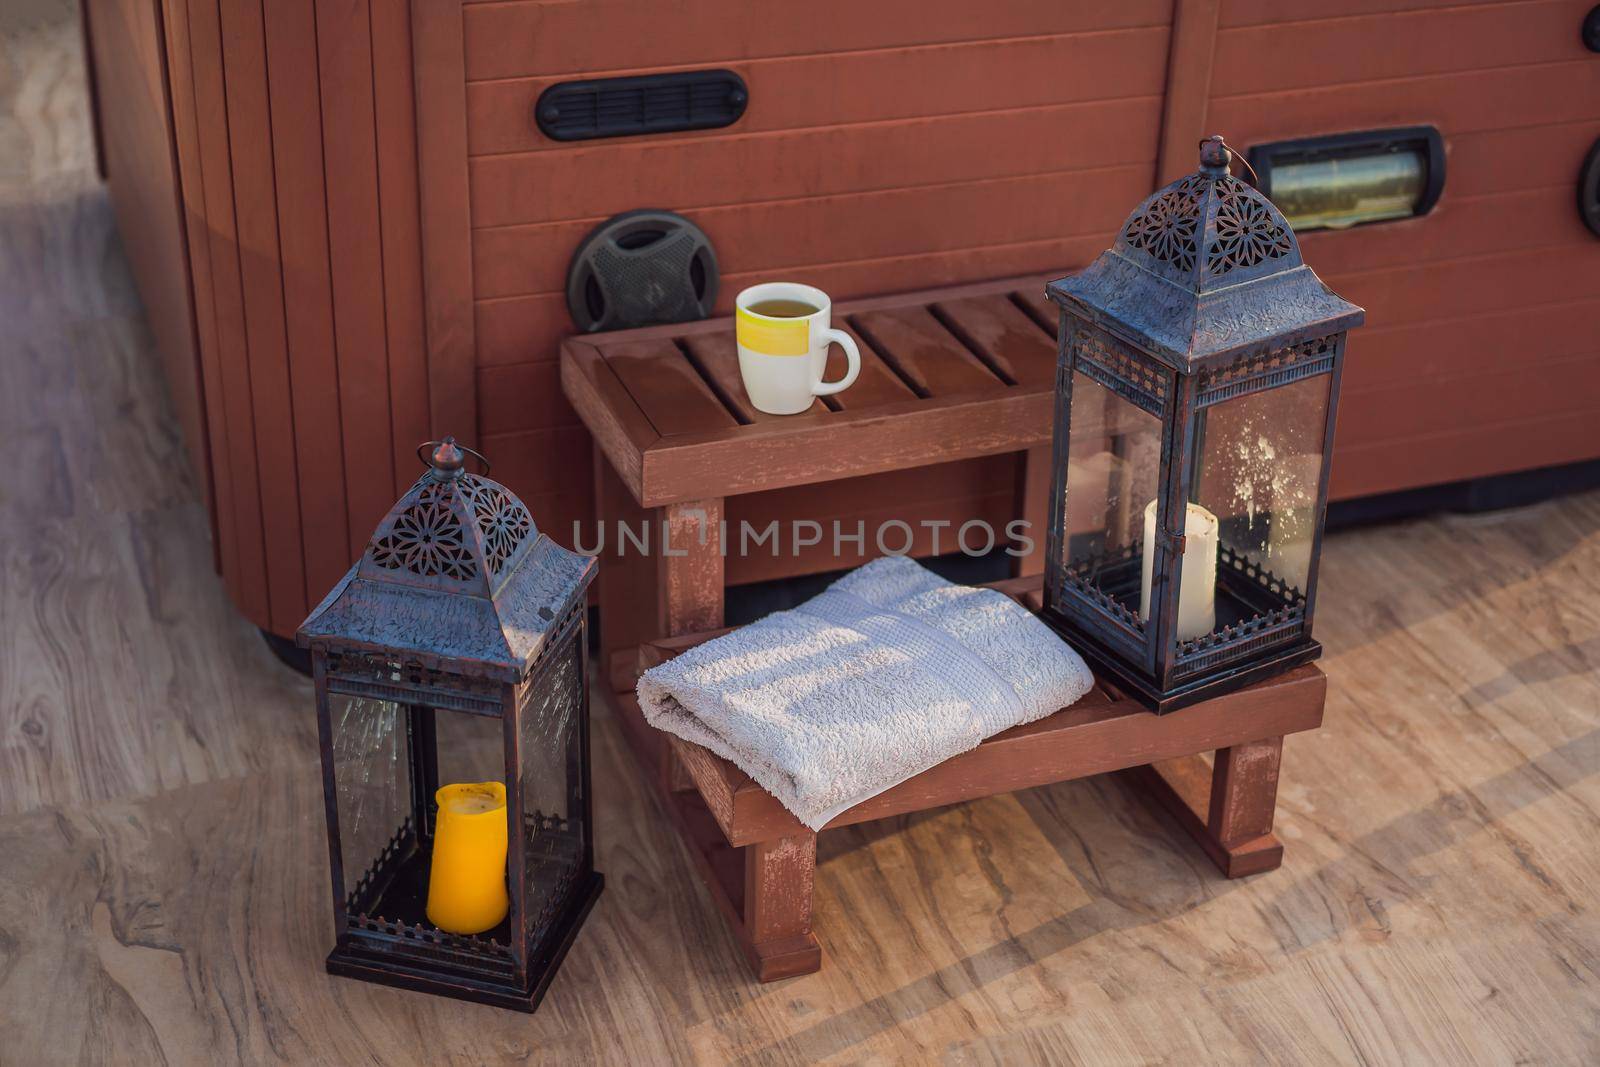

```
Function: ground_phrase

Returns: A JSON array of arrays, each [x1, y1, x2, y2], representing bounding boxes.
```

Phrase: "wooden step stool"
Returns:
[[609, 576, 1327, 981]]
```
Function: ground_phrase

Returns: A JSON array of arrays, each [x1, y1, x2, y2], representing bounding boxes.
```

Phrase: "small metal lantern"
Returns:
[[1041, 136, 1364, 713], [297, 438, 601, 1011]]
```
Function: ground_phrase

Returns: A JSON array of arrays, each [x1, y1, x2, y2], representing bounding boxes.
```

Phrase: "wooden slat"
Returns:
[[849, 306, 1004, 397], [1345, 297, 1600, 394], [1298, 186, 1594, 279], [1208, 60, 1600, 140], [261, 0, 351, 606], [472, 165, 1146, 299], [679, 333, 826, 422], [466, 33, 1166, 159], [370, 0, 430, 496], [1155, 0, 1220, 185], [184, 0, 271, 626], [635, 389, 1051, 507], [558, 342, 658, 498], [471, 99, 1161, 229], [477, 361, 572, 436], [412, 0, 479, 440], [88, 0, 211, 507], [1331, 406, 1600, 500], [476, 238, 1108, 366], [932, 293, 1057, 387], [820, 323, 916, 411], [1446, 121, 1600, 199], [461, 0, 1173, 82], [600, 339, 739, 438], [316, 0, 396, 558], [1213, 0, 1589, 97], [1328, 245, 1600, 331], [218, 0, 307, 633], [1338, 352, 1600, 449], [162, 0, 230, 579], [1219, 0, 1506, 28]]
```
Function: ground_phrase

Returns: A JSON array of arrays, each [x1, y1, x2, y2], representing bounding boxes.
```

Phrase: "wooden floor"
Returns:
[[4, 6, 1599, 1064]]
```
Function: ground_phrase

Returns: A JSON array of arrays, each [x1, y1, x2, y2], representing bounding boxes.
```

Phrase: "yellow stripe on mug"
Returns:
[[736, 305, 809, 356]]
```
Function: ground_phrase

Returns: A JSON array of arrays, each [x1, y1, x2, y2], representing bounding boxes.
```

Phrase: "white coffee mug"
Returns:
[[734, 282, 861, 415]]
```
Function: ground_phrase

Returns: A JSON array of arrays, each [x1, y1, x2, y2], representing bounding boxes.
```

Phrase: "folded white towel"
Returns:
[[636, 556, 1094, 830]]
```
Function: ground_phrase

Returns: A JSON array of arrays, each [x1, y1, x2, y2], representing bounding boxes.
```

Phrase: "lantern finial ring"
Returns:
[[417, 437, 491, 479]]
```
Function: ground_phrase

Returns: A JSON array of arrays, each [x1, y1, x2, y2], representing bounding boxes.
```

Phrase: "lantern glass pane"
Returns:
[[518, 631, 586, 957], [1188, 370, 1331, 635], [329, 695, 414, 907], [434, 708, 503, 795], [1061, 369, 1164, 615]]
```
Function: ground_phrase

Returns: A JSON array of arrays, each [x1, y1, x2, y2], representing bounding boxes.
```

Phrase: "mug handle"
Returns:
[[812, 328, 861, 396]]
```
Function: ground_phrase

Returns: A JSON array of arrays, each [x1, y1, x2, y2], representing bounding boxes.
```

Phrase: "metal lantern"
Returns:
[[296, 438, 601, 1012], [1041, 136, 1364, 713]]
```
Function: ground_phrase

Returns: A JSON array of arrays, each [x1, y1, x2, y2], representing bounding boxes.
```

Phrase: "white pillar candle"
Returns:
[[1139, 499, 1218, 641]]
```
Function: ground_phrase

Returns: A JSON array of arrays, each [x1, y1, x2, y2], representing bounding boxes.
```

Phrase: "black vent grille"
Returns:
[[536, 70, 748, 142]]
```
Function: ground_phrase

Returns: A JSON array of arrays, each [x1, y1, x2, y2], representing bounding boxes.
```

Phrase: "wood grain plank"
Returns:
[[315, 0, 396, 558], [183, 0, 271, 627], [217, 0, 308, 633], [466, 30, 1166, 158], [472, 165, 1147, 299], [635, 389, 1051, 507], [411, 0, 478, 439], [680, 333, 826, 422], [1213, 0, 1589, 97], [1155, 0, 1219, 185], [821, 323, 917, 411], [849, 306, 1004, 397], [461, 1, 1173, 82], [600, 339, 739, 439], [932, 293, 1057, 387], [474, 240, 1108, 367], [161, 0, 229, 578], [260, 0, 352, 605], [369, 0, 430, 495]]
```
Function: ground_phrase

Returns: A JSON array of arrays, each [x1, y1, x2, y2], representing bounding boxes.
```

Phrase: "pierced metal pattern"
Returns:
[[371, 478, 478, 581], [1206, 176, 1293, 277], [1123, 175, 1205, 271], [1073, 331, 1169, 417], [1171, 601, 1306, 681], [460, 475, 533, 577], [325, 649, 504, 714], [1196, 334, 1338, 407]]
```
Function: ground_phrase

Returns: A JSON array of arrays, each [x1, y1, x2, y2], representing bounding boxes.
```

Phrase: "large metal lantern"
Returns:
[[1041, 136, 1364, 713], [297, 438, 601, 1011]]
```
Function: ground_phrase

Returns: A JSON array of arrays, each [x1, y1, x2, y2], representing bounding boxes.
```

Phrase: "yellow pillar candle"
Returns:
[[1139, 499, 1218, 642], [426, 782, 510, 935]]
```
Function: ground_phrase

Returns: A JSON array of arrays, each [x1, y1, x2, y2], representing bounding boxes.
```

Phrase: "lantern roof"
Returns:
[[296, 438, 595, 682], [1048, 135, 1364, 372]]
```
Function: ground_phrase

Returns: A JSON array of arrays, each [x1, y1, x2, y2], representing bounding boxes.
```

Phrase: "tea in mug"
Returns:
[[746, 299, 820, 318]]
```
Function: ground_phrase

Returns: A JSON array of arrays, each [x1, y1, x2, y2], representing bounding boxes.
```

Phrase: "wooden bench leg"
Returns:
[[1119, 735, 1286, 878], [742, 834, 822, 981]]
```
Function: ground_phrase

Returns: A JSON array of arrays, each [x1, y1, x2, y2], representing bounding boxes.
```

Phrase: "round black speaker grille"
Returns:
[[1584, 5, 1600, 52], [565, 210, 718, 333], [1581, 138, 1600, 239]]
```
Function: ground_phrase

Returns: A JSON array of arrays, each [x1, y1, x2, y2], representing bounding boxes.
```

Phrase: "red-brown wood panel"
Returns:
[[1212, 0, 1590, 97], [1210, 0, 1600, 496], [161, 0, 233, 584], [85, 0, 211, 510], [216, 0, 308, 634], [371, 0, 431, 497], [184, 0, 271, 626], [315, 0, 397, 559], [470, 98, 1162, 230], [261, 0, 351, 604], [474, 165, 1146, 300], [475, 231, 1111, 368], [461, 1, 1173, 82]]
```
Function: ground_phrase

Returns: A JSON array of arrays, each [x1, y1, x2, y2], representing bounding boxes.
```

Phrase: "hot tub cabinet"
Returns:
[[85, 0, 1600, 636]]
